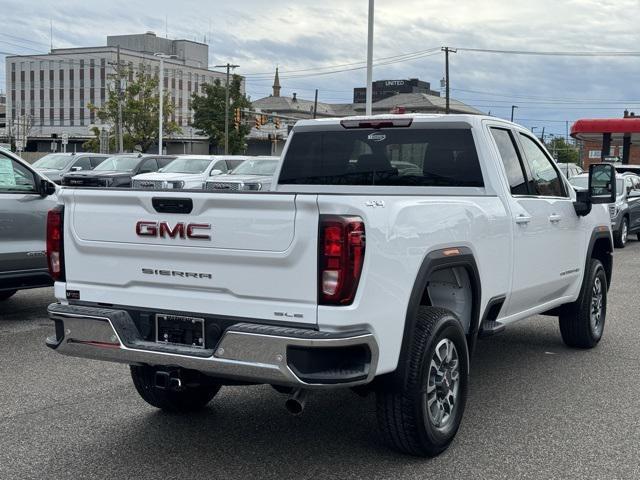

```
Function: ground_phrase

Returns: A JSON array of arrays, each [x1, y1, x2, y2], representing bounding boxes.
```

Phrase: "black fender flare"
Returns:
[[585, 227, 614, 290], [379, 246, 482, 391]]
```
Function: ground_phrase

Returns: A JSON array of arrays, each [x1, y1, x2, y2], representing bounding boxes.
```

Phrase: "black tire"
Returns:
[[0, 290, 17, 301], [130, 365, 221, 413], [376, 307, 469, 457], [559, 258, 607, 349], [614, 217, 628, 248]]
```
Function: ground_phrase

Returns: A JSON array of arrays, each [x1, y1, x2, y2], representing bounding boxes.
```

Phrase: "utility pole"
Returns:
[[510, 105, 518, 122], [565, 120, 569, 143], [442, 47, 457, 114], [313, 89, 319, 119], [365, 0, 375, 116], [541, 126, 545, 143], [215, 63, 240, 154]]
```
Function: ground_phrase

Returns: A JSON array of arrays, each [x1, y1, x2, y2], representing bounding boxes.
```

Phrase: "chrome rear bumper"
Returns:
[[47, 303, 378, 389]]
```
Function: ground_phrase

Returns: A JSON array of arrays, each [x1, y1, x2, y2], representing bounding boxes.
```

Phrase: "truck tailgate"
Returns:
[[61, 189, 319, 325]]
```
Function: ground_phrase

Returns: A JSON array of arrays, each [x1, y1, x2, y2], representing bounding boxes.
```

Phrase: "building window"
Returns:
[[40, 108, 44, 126], [59, 69, 64, 88], [100, 88, 105, 104], [59, 108, 64, 126], [90, 59, 95, 88], [69, 69, 74, 89], [100, 58, 106, 87], [69, 108, 74, 126], [80, 106, 85, 125]]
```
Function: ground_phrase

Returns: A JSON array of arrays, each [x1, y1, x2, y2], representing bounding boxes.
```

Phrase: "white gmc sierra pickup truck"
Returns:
[[46, 114, 616, 457]]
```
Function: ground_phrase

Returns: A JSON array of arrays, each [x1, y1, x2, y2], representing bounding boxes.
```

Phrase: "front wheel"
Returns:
[[376, 307, 469, 457], [559, 258, 607, 349], [130, 365, 221, 413], [614, 217, 628, 248]]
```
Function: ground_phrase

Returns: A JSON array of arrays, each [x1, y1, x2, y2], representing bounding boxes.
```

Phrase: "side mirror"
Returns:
[[589, 163, 616, 204], [209, 169, 223, 176], [39, 178, 57, 197]]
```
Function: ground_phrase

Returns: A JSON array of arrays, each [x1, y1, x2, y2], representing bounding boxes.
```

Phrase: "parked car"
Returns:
[[46, 114, 615, 456], [32, 153, 109, 184], [0, 147, 57, 300], [61, 154, 176, 188], [555, 162, 583, 179], [613, 164, 640, 176], [570, 172, 640, 247], [132, 155, 246, 190], [204, 156, 279, 191]]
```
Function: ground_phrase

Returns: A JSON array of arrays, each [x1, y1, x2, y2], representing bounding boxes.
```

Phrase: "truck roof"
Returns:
[[294, 114, 513, 129]]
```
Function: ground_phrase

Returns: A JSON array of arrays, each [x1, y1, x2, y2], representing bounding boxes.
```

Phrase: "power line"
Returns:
[[454, 47, 640, 56]]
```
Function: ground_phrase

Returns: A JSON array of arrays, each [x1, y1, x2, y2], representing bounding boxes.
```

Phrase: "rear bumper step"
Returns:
[[47, 303, 379, 388]]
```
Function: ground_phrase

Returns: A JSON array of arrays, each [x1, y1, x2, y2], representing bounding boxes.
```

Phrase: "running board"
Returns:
[[478, 320, 505, 338]]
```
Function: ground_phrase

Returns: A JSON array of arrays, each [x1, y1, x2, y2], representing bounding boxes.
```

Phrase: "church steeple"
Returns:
[[272, 67, 281, 97]]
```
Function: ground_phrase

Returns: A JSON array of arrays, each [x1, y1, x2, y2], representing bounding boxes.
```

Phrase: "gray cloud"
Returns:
[[2, 0, 640, 134]]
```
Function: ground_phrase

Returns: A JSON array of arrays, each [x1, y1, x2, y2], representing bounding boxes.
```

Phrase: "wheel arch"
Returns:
[[588, 229, 614, 289], [379, 247, 481, 391]]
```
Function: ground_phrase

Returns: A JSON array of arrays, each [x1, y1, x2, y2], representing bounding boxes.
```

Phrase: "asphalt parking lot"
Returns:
[[2, 242, 640, 480]]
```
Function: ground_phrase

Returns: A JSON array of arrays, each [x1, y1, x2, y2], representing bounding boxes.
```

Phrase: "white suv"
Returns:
[[132, 155, 246, 190]]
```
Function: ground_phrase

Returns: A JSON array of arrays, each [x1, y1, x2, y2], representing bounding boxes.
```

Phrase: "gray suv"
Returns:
[[570, 173, 640, 247], [32, 153, 109, 184], [0, 148, 57, 300]]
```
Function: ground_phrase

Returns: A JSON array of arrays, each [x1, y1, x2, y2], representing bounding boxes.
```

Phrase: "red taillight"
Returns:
[[46, 206, 65, 281], [319, 216, 365, 305]]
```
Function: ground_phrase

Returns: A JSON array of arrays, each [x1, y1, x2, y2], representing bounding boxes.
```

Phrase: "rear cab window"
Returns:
[[279, 126, 483, 187]]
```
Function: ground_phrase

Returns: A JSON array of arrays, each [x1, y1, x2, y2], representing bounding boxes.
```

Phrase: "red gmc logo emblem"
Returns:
[[136, 221, 211, 240]]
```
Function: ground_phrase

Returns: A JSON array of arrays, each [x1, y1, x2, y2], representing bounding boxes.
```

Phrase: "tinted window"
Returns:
[[226, 159, 245, 171], [90, 157, 107, 168], [279, 129, 483, 187], [95, 156, 140, 171], [139, 158, 158, 173], [72, 157, 92, 170], [157, 157, 177, 168], [212, 160, 228, 174], [0, 156, 36, 192], [518, 134, 565, 197], [491, 128, 528, 195]]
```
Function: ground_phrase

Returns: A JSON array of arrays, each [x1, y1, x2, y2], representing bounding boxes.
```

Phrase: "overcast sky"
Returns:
[[3, 0, 640, 137]]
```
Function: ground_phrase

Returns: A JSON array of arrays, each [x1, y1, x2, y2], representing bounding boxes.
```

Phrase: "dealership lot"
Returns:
[[1, 243, 640, 480]]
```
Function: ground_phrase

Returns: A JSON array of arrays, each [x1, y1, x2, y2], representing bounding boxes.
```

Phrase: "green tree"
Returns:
[[546, 136, 579, 164], [191, 74, 251, 154], [89, 67, 179, 153]]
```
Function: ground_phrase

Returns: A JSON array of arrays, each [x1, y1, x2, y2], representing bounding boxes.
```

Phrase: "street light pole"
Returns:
[[215, 63, 240, 154], [365, 0, 375, 116], [510, 105, 518, 122]]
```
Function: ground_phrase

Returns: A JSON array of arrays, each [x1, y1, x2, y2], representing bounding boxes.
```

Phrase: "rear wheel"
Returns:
[[0, 290, 17, 301], [130, 365, 221, 413], [376, 307, 469, 457], [559, 258, 607, 349], [614, 217, 628, 248]]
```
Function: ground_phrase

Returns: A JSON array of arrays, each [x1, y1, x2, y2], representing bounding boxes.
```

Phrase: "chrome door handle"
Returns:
[[515, 215, 531, 225], [549, 214, 562, 223]]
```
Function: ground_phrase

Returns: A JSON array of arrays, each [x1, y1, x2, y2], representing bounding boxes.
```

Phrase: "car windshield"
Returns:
[[32, 154, 71, 170], [94, 156, 140, 172], [160, 158, 212, 174], [570, 176, 624, 194], [231, 159, 279, 176]]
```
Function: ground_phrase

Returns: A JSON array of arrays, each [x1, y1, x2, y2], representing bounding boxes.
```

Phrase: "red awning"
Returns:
[[571, 118, 640, 144]]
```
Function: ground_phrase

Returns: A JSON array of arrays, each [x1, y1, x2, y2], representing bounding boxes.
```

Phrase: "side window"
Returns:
[[0, 156, 36, 192], [518, 134, 566, 197], [90, 157, 106, 168], [139, 158, 158, 173], [212, 160, 227, 174], [490, 128, 528, 195], [73, 157, 92, 170]]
